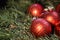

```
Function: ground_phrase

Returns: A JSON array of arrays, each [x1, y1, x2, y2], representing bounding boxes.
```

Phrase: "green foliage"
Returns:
[[0, 0, 32, 40]]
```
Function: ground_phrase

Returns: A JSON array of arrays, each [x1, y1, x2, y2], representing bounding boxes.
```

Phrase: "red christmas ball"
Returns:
[[56, 4, 60, 13], [30, 18, 52, 37], [28, 4, 43, 17], [44, 11, 59, 25], [55, 21, 60, 37]]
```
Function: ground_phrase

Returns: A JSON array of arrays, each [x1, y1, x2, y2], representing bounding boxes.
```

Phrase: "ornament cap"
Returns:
[[32, 17, 37, 20], [48, 6, 54, 11], [44, 8, 48, 11]]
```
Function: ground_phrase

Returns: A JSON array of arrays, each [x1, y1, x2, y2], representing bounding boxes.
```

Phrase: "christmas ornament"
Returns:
[[55, 21, 60, 37], [30, 18, 52, 37], [28, 4, 43, 17], [43, 9, 59, 25], [56, 4, 60, 13]]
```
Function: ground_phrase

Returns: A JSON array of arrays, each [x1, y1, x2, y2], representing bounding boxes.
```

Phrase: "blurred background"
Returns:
[[0, 0, 60, 40]]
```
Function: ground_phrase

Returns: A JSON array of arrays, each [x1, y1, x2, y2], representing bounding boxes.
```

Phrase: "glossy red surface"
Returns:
[[28, 4, 43, 17], [55, 21, 60, 37], [30, 18, 52, 37], [56, 4, 60, 13], [44, 11, 59, 25]]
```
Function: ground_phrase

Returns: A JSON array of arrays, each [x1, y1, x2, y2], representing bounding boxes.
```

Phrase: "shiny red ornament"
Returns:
[[28, 4, 43, 17], [44, 11, 59, 25], [30, 18, 52, 37], [55, 21, 60, 37], [56, 4, 60, 13]]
